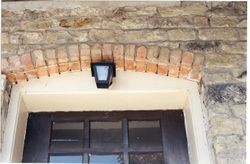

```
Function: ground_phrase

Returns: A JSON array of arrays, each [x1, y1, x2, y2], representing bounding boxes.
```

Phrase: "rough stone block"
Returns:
[[220, 42, 246, 54], [32, 50, 46, 67], [168, 29, 196, 41], [1, 58, 9, 74], [20, 21, 51, 30], [2, 44, 18, 55], [10, 32, 43, 44], [210, 16, 241, 27], [91, 44, 102, 63], [232, 104, 246, 120], [198, 28, 239, 40], [68, 44, 80, 62], [1, 32, 9, 44], [45, 31, 88, 44], [193, 16, 209, 26], [102, 44, 113, 62]]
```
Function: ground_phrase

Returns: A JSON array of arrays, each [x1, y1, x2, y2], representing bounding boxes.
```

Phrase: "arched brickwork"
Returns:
[[1, 43, 204, 85]]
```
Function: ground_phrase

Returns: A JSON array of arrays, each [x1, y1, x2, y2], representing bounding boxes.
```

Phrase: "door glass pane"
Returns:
[[50, 122, 84, 149], [129, 153, 164, 164], [129, 121, 162, 147], [90, 121, 122, 148], [89, 154, 123, 164], [49, 155, 82, 163]]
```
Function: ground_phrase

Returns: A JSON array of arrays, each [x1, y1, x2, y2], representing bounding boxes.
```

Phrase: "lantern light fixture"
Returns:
[[91, 62, 116, 88]]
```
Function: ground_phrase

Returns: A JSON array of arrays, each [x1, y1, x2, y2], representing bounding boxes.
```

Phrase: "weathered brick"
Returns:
[[181, 51, 194, 67], [45, 49, 57, 65], [113, 44, 124, 70], [147, 46, 159, 63], [8, 55, 22, 72], [102, 44, 113, 62], [158, 47, 170, 65], [59, 63, 70, 73], [80, 44, 91, 60], [168, 49, 182, 77], [157, 64, 168, 75], [25, 70, 38, 79], [68, 44, 80, 62], [198, 28, 239, 40], [193, 54, 205, 71], [135, 46, 147, 72], [15, 72, 27, 83], [147, 63, 158, 73], [70, 62, 81, 71], [168, 29, 196, 41], [179, 66, 191, 78], [2, 32, 9, 44], [124, 45, 135, 70], [47, 65, 59, 75], [32, 50, 46, 67], [6, 73, 16, 84], [57, 46, 68, 63], [37, 67, 48, 78], [91, 44, 102, 63], [20, 53, 34, 71], [1, 58, 9, 73]]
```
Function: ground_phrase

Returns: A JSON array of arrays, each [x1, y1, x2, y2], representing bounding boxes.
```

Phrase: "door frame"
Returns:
[[0, 71, 213, 163]]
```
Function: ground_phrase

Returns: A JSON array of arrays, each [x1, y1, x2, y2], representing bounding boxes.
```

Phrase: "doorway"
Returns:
[[22, 111, 189, 164]]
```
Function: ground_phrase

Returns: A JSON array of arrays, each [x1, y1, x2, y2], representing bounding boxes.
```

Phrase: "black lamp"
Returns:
[[91, 62, 116, 88]]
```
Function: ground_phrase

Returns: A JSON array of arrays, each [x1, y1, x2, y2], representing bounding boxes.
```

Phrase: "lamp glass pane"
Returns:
[[96, 66, 109, 81]]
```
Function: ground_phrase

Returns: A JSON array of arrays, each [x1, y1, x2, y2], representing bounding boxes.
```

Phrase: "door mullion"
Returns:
[[122, 118, 129, 164], [83, 120, 90, 163]]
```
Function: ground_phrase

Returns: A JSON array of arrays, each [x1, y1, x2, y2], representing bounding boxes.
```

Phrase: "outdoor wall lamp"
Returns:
[[91, 62, 116, 88]]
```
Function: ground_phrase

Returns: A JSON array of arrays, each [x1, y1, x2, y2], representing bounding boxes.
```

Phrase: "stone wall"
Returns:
[[1, 1, 247, 163]]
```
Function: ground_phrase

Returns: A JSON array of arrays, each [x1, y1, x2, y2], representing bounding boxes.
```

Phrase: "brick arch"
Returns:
[[1, 43, 204, 85]]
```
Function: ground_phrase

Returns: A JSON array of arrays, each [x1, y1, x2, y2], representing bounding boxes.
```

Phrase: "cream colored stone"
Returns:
[[231, 104, 246, 120]]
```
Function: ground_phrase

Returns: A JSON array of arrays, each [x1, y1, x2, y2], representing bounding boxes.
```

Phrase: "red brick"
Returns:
[[113, 44, 124, 70], [136, 46, 147, 61], [70, 62, 81, 71], [168, 65, 179, 77], [32, 50, 46, 67], [8, 55, 22, 72], [47, 65, 59, 75], [192, 54, 204, 71], [102, 44, 113, 62], [68, 44, 80, 62], [124, 45, 135, 70], [146, 63, 157, 73], [45, 49, 57, 65], [59, 63, 70, 73], [188, 70, 201, 82], [37, 67, 48, 77], [147, 46, 159, 63], [157, 64, 168, 75], [170, 49, 182, 66], [179, 66, 191, 78], [81, 60, 91, 70], [15, 72, 27, 83], [158, 47, 170, 65], [57, 46, 68, 63], [1, 58, 9, 73], [20, 53, 34, 71], [6, 73, 16, 84], [25, 70, 38, 79], [80, 44, 91, 61], [91, 44, 102, 63], [125, 60, 135, 71], [181, 51, 194, 67], [136, 61, 146, 72]]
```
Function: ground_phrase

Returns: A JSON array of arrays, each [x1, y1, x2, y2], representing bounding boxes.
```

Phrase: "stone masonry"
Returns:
[[1, 1, 247, 164]]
